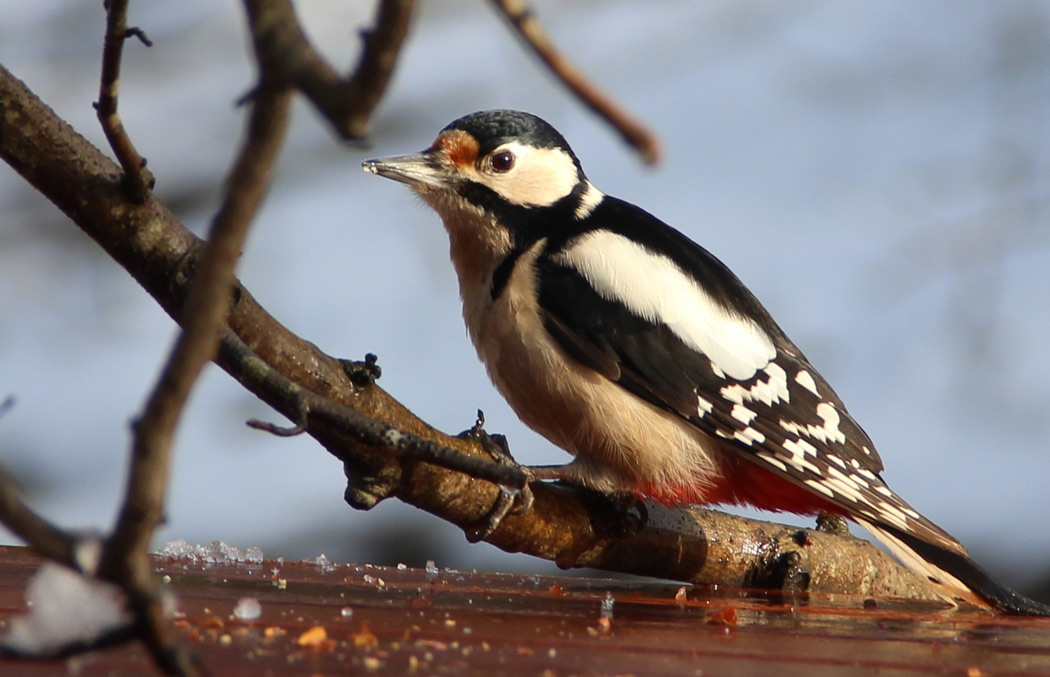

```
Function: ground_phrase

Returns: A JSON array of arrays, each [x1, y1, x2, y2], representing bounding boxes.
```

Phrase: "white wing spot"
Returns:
[[731, 404, 758, 425], [721, 384, 745, 405], [782, 440, 821, 473], [825, 477, 863, 502], [783, 437, 817, 457], [815, 402, 846, 444], [696, 394, 714, 416], [828, 465, 867, 489], [876, 502, 910, 530], [734, 427, 765, 445], [805, 479, 835, 498], [748, 362, 790, 406], [795, 370, 819, 396], [758, 451, 787, 472], [856, 467, 878, 481], [722, 361, 790, 407]]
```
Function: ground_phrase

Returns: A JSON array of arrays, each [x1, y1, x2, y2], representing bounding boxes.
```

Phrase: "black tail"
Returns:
[[857, 518, 1050, 616]]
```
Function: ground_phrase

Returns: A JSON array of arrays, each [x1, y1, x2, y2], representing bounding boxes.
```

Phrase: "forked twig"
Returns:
[[96, 0, 155, 200]]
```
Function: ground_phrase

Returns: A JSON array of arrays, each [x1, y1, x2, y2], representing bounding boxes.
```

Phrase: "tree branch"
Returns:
[[0, 61, 955, 609], [96, 0, 155, 200], [490, 0, 662, 164], [242, 0, 414, 140]]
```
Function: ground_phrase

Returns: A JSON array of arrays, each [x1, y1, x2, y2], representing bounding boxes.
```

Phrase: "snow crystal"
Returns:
[[3, 563, 131, 654], [232, 597, 262, 621], [155, 539, 264, 565], [313, 553, 334, 572], [600, 592, 615, 620], [424, 560, 438, 576]]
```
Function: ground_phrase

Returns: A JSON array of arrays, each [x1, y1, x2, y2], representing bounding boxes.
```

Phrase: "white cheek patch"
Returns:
[[476, 142, 580, 208], [555, 231, 776, 381]]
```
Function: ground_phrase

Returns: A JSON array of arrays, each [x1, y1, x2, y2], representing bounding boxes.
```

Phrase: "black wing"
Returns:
[[535, 213, 964, 555]]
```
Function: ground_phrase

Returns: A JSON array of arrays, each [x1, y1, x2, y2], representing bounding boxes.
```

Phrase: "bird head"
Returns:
[[363, 110, 602, 226]]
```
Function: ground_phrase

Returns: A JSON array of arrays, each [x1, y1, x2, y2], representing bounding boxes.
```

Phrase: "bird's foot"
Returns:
[[340, 352, 382, 387], [458, 410, 535, 542], [814, 511, 850, 536], [583, 491, 648, 539]]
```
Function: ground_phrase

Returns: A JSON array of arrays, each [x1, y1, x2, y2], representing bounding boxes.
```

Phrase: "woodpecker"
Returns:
[[363, 110, 1047, 615]]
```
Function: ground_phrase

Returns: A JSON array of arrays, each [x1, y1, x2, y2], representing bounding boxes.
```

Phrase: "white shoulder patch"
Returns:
[[554, 231, 776, 380], [574, 181, 604, 219]]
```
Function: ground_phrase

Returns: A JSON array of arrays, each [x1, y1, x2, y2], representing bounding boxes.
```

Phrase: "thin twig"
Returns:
[[96, 0, 154, 200], [242, 0, 415, 140], [490, 0, 662, 164], [229, 332, 527, 490]]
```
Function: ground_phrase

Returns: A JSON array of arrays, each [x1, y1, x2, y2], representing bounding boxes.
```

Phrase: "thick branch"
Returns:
[[0, 62, 943, 605]]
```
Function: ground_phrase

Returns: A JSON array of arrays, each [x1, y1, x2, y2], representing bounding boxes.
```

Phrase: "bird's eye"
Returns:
[[490, 150, 516, 173]]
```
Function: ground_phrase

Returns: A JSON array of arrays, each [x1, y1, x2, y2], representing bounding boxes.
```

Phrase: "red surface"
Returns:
[[0, 545, 1048, 675]]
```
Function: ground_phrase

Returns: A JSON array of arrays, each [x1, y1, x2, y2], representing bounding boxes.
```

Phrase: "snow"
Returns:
[[155, 539, 264, 565], [232, 597, 262, 621], [3, 563, 130, 654]]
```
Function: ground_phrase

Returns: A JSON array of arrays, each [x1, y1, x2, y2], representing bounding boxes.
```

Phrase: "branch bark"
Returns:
[[490, 0, 662, 164], [242, 0, 414, 139], [96, 0, 155, 200], [0, 61, 947, 608]]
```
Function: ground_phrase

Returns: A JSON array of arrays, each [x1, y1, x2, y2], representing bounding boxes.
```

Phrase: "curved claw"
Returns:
[[466, 486, 520, 543], [511, 483, 535, 515]]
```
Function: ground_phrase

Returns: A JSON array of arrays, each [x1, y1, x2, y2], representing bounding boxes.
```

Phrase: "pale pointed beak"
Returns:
[[361, 151, 450, 189]]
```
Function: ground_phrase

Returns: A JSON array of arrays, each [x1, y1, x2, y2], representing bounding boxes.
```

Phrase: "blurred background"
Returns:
[[1, 1, 1049, 594]]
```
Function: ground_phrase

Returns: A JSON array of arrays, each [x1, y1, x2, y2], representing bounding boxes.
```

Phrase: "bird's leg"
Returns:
[[458, 412, 647, 543], [458, 411, 539, 541]]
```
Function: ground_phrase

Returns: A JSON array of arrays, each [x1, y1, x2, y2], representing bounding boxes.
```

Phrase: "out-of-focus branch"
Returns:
[[0, 63, 951, 609], [2, 8, 292, 670], [242, 0, 414, 139], [0, 468, 79, 571], [96, 0, 155, 200], [103, 53, 291, 593], [99, 41, 292, 677], [490, 0, 662, 164]]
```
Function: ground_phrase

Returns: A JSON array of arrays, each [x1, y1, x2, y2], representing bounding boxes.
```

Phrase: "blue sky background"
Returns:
[[2, 1, 1049, 591]]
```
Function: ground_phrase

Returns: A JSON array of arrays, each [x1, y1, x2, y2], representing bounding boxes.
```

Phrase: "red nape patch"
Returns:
[[640, 456, 844, 517], [431, 130, 479, 170]]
